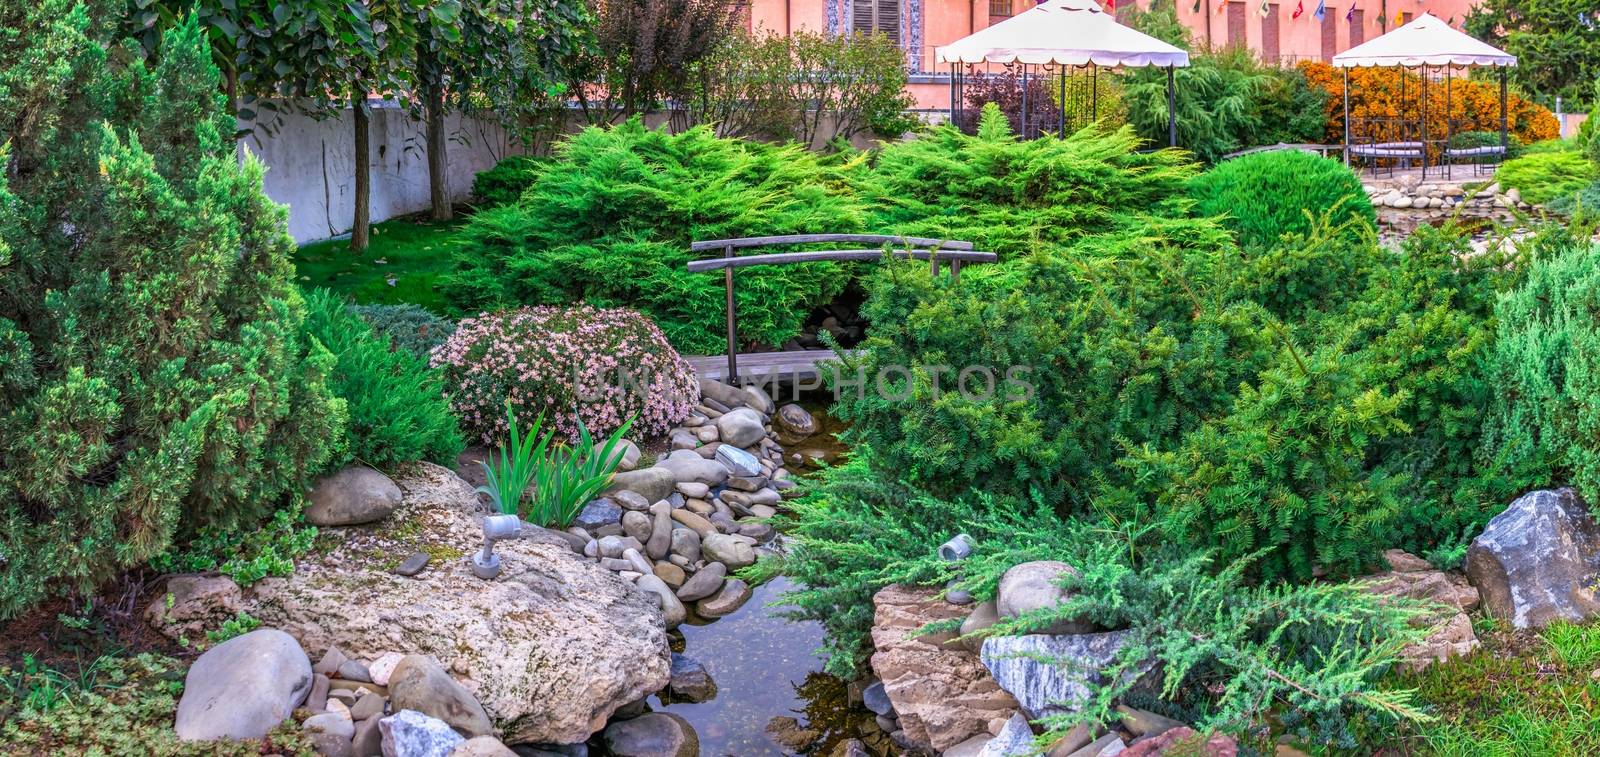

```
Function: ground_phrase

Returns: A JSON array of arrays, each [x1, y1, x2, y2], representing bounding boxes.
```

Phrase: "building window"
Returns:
[[1262, 4, 1280, 63], [854, 0, 902, 43], [1401, 11, 1413, 24], [1349, 9, 1364, 46], [989, 0, 1011, 17], [1320, 6, 1337, 61], [1226, 2, 1247, 48]]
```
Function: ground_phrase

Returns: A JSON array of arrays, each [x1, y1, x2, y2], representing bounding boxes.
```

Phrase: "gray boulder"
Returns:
[[666, 653, 717, 703], [1466, 488, 1600, 628], [602, 712, 699, 757], [307, 466, 403, 526], [303, 712, 356, 757], [701, 533, 756, 569], [380, 710, 464, 757], [175, 628, 312, 741], [595, 438, 641, 472], [637, 574, 687, 628], [696, 578, 752, 618], [697, 378, 750, 410], [775, 404, 818, 437], [656, 450, 730, 486], [674, 561, 725, 601], [606, 467, 678, 504], [713, 408, 767, 449], [995, 561, 1095, 635], [573, 498, 623, 531], [980, 632, 1145, 719], [387, 655, 495, 739]]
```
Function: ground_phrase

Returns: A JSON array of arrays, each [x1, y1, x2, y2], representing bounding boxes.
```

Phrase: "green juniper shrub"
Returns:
[[0, 5, 343, 618], [1544, 179, 1600, 215], [302, 289, 463, 469], [1496, 150, 1599, 205], [1482, 221, 1600, 505], [442, 119, 866, 353], [149, 503, 318, 586], [861, 103, 1213, 260], [471, 155, 546, 208], [1189, 150, 1376, 250], [767, 464, 1432, 748], [348, 302, 456, 359]]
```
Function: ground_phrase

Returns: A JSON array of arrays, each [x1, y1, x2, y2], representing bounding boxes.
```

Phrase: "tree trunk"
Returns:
[[352, 95, 371, 252], [426, 84, 451, 221]]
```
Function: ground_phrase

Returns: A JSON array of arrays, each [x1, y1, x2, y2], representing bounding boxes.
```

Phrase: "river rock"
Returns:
[[303, 711, 356, 757], [573, 498, 624, 531], [658, 449, 731, 486], [995, 561, 1095, 635], [979, 712, 1034, 756], [701, 533, 756, 569], [307, 466, 404, 526], [646, 502, 672, 561], [353, 715, 383, 756], [667, 653, 717, 703], [622, 548, 654, 575], [380, 710, 464, 757], [595, 438, 642, 472], [669, 529, 702, 562], [653, 563, 686, 588], [670, 509, 714, 536], [145, 574, 243, 642], [244, 462, 670, 745], [1067, 734, 1127, 757], [621, 511, 652, 543], [606, 467, 678, 504], [696, 578, 752, 618], [714, 408, 767, 448], [869, 585, 1019, 753], [980, 631, 1146, 719], [612, 491, 651, 512], [775, 404, 817, 437], [603, 713, 699, 757], [741, 385, 775, 414], [675, 482, 710, 499], [1120, 727, 1236, 756], [1465, 488, 1600, 628], [638, 574, 687, 628], [675, 561, 726, 601], [698, 378, 751, 410], [714, 445, 762, 478], [175, 628, 312, 741], [388, 655, 493, 738]]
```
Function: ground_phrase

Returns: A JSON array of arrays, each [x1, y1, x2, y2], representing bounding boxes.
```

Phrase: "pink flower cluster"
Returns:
[[430, 305, 701, 445]]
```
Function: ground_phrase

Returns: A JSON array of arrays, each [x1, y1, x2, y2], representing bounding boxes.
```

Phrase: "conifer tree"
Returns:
[[0, 2, 344, 617]]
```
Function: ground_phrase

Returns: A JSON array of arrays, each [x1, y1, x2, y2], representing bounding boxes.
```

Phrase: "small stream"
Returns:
[[646, 402, 890, 756]]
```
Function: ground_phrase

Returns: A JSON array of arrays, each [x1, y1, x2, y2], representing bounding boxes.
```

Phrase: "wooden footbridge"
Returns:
[[685, 234, 996, 382]]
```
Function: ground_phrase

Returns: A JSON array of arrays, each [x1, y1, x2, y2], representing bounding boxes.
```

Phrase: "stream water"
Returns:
[[646, 401, 890, 756]]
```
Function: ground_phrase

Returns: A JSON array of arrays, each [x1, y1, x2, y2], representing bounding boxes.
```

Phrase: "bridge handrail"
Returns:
[[686, 248, 997, 272], [690, 234, 975, 252]]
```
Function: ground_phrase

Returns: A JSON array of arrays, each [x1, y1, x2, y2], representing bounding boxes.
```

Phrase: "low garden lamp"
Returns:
[[938, 533, 976, 561], [471, 514, 523, 580]]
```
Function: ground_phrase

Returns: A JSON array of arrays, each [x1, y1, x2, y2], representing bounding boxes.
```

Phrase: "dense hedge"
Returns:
[[443, 120, 865, 354], [0, 9, 341, 615], [1189, 150, 1375, 250]]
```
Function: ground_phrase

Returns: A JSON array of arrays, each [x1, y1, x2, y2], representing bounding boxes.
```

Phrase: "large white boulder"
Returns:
[[246, 462, 671, 745], [175, 628, 312, 741]]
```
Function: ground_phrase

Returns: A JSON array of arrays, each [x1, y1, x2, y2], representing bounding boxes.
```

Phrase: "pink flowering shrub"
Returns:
[[431, 305, 700, 444]]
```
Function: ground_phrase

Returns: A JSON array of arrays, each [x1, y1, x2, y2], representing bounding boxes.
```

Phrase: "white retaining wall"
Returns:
[[243, 101, 526, 244]]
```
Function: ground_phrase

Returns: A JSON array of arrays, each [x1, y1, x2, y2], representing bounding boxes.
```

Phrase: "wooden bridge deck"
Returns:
[[686, 349, 841, 382]]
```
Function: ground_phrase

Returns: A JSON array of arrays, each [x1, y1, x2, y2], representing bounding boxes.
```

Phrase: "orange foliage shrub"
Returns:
[[1299, 62, 1558, 148]]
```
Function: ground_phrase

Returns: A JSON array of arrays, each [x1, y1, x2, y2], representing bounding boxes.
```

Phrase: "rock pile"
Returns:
[[565, 378, 812, 629]]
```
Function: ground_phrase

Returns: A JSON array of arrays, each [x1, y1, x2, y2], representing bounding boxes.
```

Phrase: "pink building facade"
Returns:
[[742, 0, 1483, 110]]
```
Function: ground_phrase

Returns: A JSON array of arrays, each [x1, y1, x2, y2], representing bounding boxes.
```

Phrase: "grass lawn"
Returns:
[[294, 214, 465, 314], [1394, 619, 1600, 756]]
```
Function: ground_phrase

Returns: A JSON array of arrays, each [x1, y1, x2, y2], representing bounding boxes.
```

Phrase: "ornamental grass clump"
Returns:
[[475, 404, 633, 527], [431, 305, 698, 445]]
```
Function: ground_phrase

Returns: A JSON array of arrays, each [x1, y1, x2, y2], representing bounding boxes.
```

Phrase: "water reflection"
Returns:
[[649, 577, 887, 756]]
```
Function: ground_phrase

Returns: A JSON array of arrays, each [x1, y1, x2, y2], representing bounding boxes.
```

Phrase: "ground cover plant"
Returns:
[[444, 120, 867, 353], [1188, 150, 1375, 249], [294, 215, 467, 314], [1496, 150, 1600, 205], [0, 5, 342, 618]]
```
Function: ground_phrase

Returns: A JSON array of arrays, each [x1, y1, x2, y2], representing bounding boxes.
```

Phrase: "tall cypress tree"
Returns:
[[0, 1, 345, 617]]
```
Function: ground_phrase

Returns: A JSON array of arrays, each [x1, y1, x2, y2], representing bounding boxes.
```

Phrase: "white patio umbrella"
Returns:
[[1331, 13, 1518, 178], [934, 0, 1189, 144]]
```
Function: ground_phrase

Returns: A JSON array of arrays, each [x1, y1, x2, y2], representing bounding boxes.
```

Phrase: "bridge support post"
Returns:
[[724, 244, 737, 382]]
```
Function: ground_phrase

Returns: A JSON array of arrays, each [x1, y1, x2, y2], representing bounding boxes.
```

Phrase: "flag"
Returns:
[[1313, 0, 1325, 20], [1292, 0, 1303, 18], [1216, 0, 1227, 14], [1394, 9, 1403, 24], [1105, 0, 1115, 9], [1260, 0, 1271, 17], [1345, 4, 1354, 21]]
